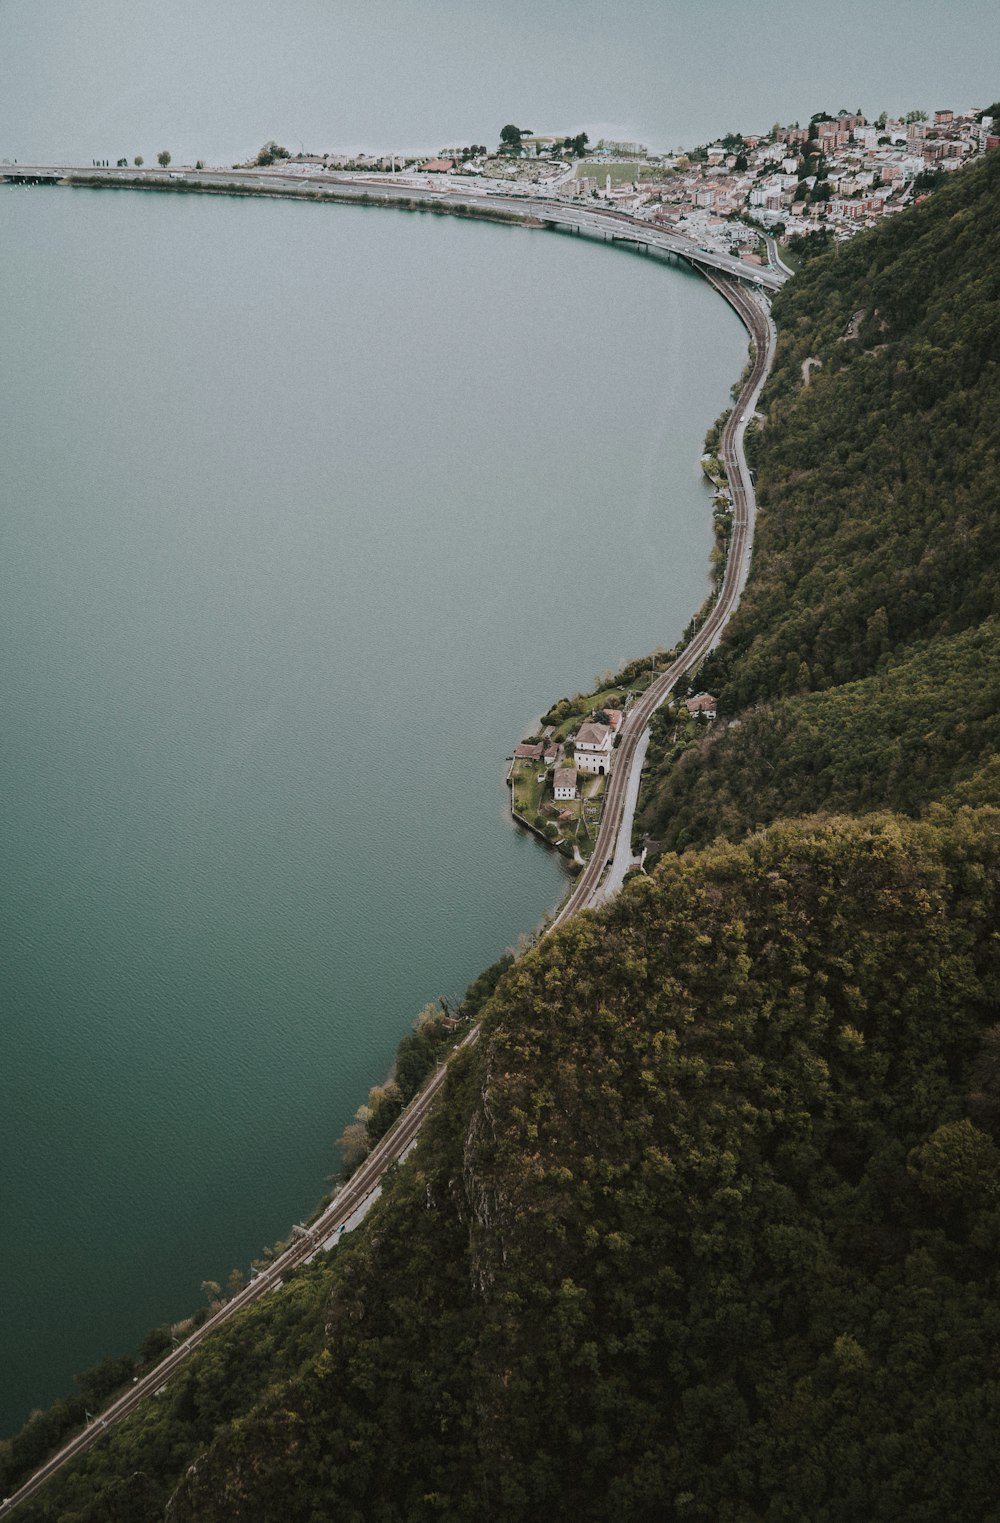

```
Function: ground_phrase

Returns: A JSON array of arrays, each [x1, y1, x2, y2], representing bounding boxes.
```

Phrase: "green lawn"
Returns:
[[546, 673, 657, 742], [577, 161, 642, 185], [510, 761, 549, 821], [510, 757, 609, 860]]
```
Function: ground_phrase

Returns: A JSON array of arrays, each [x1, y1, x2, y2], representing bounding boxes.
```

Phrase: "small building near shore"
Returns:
[[574, 722, 613, 775], [554, 767, 578, 801], [685, 692, 718, 718]]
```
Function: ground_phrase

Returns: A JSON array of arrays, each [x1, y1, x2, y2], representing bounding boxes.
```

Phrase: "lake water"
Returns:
[[0, 183, 744, 1434]]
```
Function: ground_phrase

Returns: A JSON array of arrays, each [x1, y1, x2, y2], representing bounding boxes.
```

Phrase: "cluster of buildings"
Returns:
[[273, 104, 995, 256], [514, 708, 625, 810], [511, 690, 718, 848], [558, 104, 997, 246], [264, 104, 995, 257]]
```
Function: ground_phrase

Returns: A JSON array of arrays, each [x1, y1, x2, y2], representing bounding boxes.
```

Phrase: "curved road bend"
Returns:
[[0, 254, 776, 1522], [552, 274, 776, 921]]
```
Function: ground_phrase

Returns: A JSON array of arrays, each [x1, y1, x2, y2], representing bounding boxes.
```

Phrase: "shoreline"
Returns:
[[508, 275, 773, 910], [0, 164, 786, 292], [0, 183, 778, 1514]]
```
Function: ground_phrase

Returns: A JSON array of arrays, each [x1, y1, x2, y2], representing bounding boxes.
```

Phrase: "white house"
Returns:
[[574, 721, 614, 775], [553, 767, 578, 801], [684, 692, 717, 719]]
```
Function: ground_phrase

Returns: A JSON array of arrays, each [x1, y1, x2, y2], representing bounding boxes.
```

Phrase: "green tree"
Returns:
[[908, 1120, 1000, 1210], [157, 150, 171, 167], [255, 140, 290, 166], [133, 155, 144, 167], [138, 1326, 172, 1365]]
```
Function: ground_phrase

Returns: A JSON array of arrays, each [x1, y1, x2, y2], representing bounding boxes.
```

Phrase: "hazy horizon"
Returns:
[[0, 0, 996, 166]]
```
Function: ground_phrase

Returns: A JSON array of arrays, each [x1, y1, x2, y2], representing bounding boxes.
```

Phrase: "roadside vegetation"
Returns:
[[334, 956, 513, 1177], [1, 958, 511, 1507], [637, 147, 1000, 855]]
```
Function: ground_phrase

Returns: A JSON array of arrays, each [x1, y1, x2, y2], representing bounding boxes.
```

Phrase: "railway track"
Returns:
[[1, 270, 776, 1520], [552, 274, 775, 925]]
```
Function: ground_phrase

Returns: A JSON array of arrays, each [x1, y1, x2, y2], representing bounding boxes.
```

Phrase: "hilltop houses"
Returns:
[[583, 102, 995, 249]]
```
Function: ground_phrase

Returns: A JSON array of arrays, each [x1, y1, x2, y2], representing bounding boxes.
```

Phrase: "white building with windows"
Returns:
[[554, 767, 578, 801], [574, 722, 613, 775]]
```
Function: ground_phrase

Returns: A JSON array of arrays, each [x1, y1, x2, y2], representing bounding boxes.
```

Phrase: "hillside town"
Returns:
[[280, 102, 997, 254], [617, 104, 1000, 247]]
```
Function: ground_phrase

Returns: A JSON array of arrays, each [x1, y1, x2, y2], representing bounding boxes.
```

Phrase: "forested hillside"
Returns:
[[19, 814, 1000, 1521], [637, 619, 1000, 851], [10, 151, 1000, 1523], [727, 145, 1000, 704], [636, 148, 1000, 850], [168, 812, 1000, 1523]]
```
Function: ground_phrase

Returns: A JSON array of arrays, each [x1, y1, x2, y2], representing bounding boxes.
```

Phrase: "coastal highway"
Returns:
[[552, 272, 775, 922], [765, 232, 796, 280], [0, 190, 778, 1518], [2, 162, 787, 293]]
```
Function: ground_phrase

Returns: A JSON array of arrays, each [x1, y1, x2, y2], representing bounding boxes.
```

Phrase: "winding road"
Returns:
[[0, 176, 780, 1518], [553, 273, 775, 921]]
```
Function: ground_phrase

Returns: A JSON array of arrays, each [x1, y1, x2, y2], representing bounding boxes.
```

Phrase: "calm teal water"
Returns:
[[0, 184, 743, 1435]]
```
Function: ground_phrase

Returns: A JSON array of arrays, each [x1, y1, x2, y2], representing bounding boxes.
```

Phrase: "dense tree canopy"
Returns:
[[639, 148, 1000, 849]]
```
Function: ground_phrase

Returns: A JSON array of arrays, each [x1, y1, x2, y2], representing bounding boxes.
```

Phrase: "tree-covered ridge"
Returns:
[[635, 148, 1000, 851], [54, 811, 993, 1523], [710, 148, 1000, 711], [636, 618, 1000, 852]]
